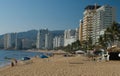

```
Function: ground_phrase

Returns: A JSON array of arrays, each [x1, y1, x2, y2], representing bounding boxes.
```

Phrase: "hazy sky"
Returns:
[[0, 0, 120, 35]]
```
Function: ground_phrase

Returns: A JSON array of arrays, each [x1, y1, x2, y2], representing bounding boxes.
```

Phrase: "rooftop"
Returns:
[[85, 5, 101, 10]]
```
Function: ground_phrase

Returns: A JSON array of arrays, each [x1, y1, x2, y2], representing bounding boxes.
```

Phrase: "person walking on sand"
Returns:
[[14, 59, 17, 65]]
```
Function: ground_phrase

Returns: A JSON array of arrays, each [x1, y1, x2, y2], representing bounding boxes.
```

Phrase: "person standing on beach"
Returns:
[[11, 61, 14, 67], [14, 59, 17, 65]]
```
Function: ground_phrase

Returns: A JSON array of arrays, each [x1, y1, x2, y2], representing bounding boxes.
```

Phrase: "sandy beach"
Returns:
[[0, 55, 120, 76]]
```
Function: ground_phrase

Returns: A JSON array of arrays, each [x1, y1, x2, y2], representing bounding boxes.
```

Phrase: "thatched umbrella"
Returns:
[[107, 47, 120, 52], [53, 50, 67, 55]]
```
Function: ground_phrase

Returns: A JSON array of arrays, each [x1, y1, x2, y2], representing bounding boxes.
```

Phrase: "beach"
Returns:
[[0, 55, 120, 76]]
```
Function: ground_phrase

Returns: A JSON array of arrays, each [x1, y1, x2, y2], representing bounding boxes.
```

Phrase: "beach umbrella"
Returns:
[[21, 57, 30, 61], [107, 47, 120, 52], [75, 50, 85, 54]]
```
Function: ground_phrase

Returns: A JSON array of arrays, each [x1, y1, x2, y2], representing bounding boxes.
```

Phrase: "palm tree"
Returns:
[[87, 37, 93, 50], [97, 35, 107, 49], [97, 22, 120, 49], [105, 22, 120, 46], [71, 40, 81, 51], [63, 40, 81, 53], [81, 40, 87, 50]]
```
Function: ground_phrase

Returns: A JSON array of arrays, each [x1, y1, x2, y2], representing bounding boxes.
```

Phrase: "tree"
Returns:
[[87, 37, 93, 50], [71, 40, 81, 51], [81, 40, 87, 51], [63, 40, 81, 53], [97, 35, 107, 49], [98, 22, 120, 48], [105, 22, 120, 46]]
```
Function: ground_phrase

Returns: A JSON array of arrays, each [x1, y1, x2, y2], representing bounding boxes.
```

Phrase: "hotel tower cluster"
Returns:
[[79, 4, 115, 44]]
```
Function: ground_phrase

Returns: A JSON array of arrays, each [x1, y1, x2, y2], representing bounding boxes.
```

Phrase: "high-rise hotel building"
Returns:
[[64, 29, 78, 46], [36, 29, 48, 49], [92, 5, 115, 43], [4, 33, 12, 49], [79, 4, 115, 44], [53, 36, 64, 48], [81, 4, 101, 41], [45, 32, 53, 50], [79, 20, 83, 41], [36, 29, 53, 50]]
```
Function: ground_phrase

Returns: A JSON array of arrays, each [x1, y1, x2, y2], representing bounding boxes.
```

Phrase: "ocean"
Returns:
[[0, 50, 43, 67]]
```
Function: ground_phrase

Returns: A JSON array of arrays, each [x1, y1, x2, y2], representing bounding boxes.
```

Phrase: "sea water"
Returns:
[[0, 50, 43, 67]]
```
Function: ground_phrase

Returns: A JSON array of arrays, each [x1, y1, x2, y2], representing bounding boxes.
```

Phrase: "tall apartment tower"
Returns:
[[15, 33, 18, 49], [36, 29, 49, 49], [81, 4, 115, 44], [64, 29, 77, 46], [45, 33, 53, 50], [79, 20, 83, 41], [4, 33, 12, 49], [15, 33, 22, 50], [82, 4, 101, 41], [75, 28, 79, 40], [53, 36, 64, 48], [36, 30, 40, 49], [92, 5, 116, 43]]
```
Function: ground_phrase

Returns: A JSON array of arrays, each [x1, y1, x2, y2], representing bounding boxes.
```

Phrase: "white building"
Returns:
[[82, 4, 100, 41], [75, 28, 79, 40], [79, 20, 83, 41], [53, 36, 64, 48], [15, 37, 22, 50], [45, 33, 53, 50], [4, 33, 12, 49], [36, 29, 53, 50], [36, 29, 48, 49], [64, 29, 77, 46], [36, 30, 40, 49], [92, 5, 115, 43], [80, 4, 116, 44]]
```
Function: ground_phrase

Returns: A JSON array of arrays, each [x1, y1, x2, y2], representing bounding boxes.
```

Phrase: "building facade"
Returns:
[[36, 29, 48, 49], [82, 4, 101, 41], [92, 5, 115, 43], [15, 38, 22, 50], [36, 29, 53, 50], [45, 33, 53, 50], [79, 20, 83, 41], [53, 36, 64, 48], [4, 33, 12, 49], [80, 4, 115, 44], [22, 38, 32, 49], [64, 29, 77, 46]]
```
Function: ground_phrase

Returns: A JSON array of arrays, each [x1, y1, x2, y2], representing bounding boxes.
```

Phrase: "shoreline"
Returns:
[[0, 63, 10, 69], [0, 50, 48, 70], [0, 49, 57, 70]]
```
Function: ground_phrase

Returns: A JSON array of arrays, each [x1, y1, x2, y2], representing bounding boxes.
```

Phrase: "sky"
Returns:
[[0, 0, 120, 35]]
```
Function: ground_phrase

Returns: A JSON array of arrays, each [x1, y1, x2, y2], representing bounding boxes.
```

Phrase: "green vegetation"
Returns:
[[55, 22, 120, 53], [63, 40, 81, 53], [98, 22, 120, 49]]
